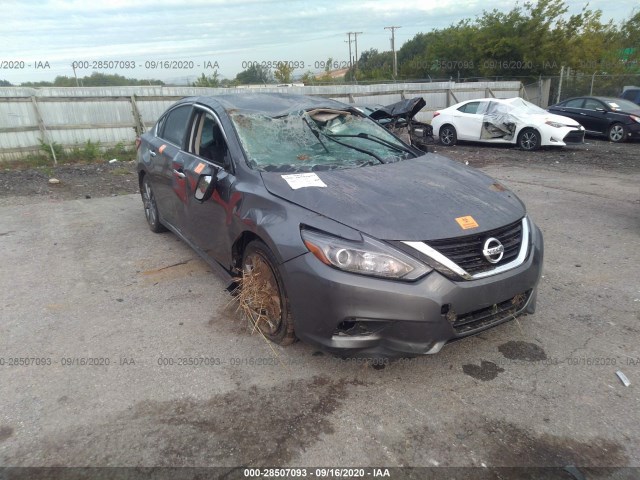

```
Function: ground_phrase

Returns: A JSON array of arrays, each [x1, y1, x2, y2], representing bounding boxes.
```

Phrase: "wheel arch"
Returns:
[[138, 169, 146, 192]]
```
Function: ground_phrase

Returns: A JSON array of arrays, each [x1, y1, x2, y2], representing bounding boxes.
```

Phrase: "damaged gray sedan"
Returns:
[[137, 93, 544, 357]]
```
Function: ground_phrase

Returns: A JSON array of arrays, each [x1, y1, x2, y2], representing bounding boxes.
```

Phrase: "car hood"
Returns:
[[260, 155, 526, 241], [515, 112, 580, 127], [539, 112, 581, 126]]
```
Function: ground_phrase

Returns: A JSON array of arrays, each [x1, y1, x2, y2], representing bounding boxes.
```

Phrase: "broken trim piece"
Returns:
[[402, 218, 530, 281]]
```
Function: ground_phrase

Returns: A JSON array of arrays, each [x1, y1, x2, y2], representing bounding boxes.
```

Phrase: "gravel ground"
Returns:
[[0, 137, 638, 476]]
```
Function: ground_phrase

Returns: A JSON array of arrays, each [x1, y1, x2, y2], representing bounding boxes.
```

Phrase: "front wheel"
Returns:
[[241, 241, 295, 346], [141, 176, 166, 233], [517, 128, 540, 151], [607, 123, 627, 143], [439, 124, 457, 146]]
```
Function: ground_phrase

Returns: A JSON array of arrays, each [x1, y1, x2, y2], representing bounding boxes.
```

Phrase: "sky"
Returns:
[[0, 0, 638, 85]]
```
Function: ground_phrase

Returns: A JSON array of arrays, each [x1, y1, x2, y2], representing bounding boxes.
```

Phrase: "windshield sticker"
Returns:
[[456, 216, 479, 230], [194, 162, 206, 174], [281, 173, 327, 190]]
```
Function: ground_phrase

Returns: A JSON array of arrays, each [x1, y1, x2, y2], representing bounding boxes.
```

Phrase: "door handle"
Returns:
[[149, 151, 156, 157], [580, 113, 586, 115], [172, 169, 186, 179]]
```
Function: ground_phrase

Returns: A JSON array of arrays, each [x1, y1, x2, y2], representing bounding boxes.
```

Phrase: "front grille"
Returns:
[[563, 130, 585, 143], [451, 290, 532, 335], [427, 219, 523, 275]]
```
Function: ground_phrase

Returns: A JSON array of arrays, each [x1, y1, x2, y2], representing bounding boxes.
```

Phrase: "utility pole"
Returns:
[[345, 32, 353, 70], [72, 63, 80, 87], [353, 31, 363, 70], [385, 26, 401, 78], [557, 65, 564, 104]]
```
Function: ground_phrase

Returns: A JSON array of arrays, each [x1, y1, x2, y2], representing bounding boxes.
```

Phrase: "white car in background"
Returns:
[[431, 97, 585, 150]]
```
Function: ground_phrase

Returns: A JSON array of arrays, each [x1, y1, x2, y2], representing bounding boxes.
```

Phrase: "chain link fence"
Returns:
[[548, 73, 640, 105]]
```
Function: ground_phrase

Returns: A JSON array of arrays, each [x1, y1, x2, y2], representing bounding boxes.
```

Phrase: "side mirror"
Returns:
[[194, 174, 216, 202]]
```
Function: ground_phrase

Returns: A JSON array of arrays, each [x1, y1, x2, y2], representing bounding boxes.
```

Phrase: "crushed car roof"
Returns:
[[181, 93, 352, 117]]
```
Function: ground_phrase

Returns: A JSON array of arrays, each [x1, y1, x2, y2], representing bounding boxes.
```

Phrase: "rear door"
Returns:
[[453, 101, 486, 140], [151, 104, 193, 231]]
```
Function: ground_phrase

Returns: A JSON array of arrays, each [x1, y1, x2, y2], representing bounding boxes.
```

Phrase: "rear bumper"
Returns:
[[280, 222, 544, 358]]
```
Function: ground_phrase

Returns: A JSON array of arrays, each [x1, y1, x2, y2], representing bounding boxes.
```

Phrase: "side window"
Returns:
[[458, 102, 480, 114], [565, 99, 584, 108], [583, 99, 603, 110], [155, 115, 166, 136], [159, 105, 192, 147], [190, 111, 231, 168], [476, 101, 489, 115]]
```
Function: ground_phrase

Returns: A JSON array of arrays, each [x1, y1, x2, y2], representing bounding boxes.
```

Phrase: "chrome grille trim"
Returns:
[[402, 218, 530, 281]]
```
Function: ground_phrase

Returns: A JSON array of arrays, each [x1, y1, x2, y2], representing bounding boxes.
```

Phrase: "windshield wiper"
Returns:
[[325, 132, 417, 157], [314, 129, 385, 163], [302, 117, 330, 153]]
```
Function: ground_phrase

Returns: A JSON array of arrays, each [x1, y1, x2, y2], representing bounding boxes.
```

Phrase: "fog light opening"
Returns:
[[336, 320, 357, 334], [333, 319, 389, 337], [441, 304, 457, 324]]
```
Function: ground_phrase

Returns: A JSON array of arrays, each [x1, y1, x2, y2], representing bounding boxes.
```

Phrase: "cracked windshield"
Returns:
[[231, 109, 415, 172]]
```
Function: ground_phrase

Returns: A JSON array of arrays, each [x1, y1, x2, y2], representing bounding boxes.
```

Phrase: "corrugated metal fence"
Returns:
[[0, 81, 523, 161]]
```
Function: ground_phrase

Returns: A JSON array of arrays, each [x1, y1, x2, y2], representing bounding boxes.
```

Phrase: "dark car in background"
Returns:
[[548, 96, 640, 142], [621, 87, 640, 106], [137, 93, 543, 358]]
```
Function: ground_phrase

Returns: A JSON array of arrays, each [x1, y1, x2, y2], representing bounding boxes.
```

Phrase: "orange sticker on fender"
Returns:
[[158, 144, 167, 154], [194, 162, 206, 174], [455, 216, 479, 230]]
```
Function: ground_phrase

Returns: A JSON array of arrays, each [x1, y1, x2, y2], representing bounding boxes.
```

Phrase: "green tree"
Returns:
[[317, 57, 335, 83], [0, 79, 12, 86], [192, 71, 220, 87], [21, 73, 164, 87], [300, 70, 316, 85], [274, 62, 294, 83], [347, 49, 394, 81], [393, 0, 636, 82], [235, 64, 273, 84]]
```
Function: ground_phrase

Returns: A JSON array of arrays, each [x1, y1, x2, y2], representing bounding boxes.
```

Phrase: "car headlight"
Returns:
[[300, 228, 431, 281], [545, 121, 564, 128]]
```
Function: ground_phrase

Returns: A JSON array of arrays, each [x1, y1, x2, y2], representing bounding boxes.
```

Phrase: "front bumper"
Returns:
[[281, 223, 544, 357], [627, 122, 640, 139]]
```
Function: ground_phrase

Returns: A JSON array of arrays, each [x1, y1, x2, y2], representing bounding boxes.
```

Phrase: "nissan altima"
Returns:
[[137, 93, 544, 357]]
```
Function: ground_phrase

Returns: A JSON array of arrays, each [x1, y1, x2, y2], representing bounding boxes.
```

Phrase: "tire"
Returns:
[[517, 128, 540, 151], [439, 124, 457, 146], [241, 240, 295, 346], [141, 176, 167, 233], [607, 123, 627, 143]]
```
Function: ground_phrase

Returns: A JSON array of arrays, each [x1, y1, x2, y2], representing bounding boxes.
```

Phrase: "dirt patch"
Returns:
[[3, 376, 365, 467], [498, 341, 547, 362], [0, 426, 14, 443], [0, 160, 139, 201], [462, 360, 505, 381], [432, 138, 639, 173], [396, 419, 628, 470]]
